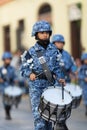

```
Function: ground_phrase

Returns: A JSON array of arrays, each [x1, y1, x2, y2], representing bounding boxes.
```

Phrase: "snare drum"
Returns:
[[65, 84, 82, 109], [3, 86, 23, 106], [39, 87, 72, 123]]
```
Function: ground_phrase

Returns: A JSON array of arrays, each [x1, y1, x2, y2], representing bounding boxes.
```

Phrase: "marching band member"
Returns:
[[78, 53, 87, 116], [51, 34, 77, 83], [20, 20, 65, 130], [51, 34, 77, 130], [0, 52, 17, 120]]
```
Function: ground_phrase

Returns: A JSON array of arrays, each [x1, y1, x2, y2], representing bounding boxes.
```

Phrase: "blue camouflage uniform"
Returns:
[[60, 50, 77, 82], [0, 66, 17, 90], [20, 21, 62, 130], [78, 53, 87, 105], [0, 52, 17, 93], [0, 52, 17, 121], [51, 34, 77, 83]]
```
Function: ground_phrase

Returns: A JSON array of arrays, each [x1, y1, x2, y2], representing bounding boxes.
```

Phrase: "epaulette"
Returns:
[[21, 51, 31, 62]]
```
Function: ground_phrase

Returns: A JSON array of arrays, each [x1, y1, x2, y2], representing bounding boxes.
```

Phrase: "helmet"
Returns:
[[32, 20, 52, 36], [2, 52, 12, 60], [51, 34, 65, 43], [81, 53, 87, 61]]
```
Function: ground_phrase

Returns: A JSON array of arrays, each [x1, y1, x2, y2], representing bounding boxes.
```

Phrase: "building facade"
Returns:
[[0, 0, 87, 64]]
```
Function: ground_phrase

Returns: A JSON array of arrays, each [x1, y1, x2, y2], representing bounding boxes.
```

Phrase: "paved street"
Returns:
[[0, 95, 87, 130]]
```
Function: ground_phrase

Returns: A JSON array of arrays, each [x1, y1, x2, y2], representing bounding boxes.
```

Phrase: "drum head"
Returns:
[[4, 86, 22, 96], [42, 87, 72, 106], [65, 84, 82, 97]]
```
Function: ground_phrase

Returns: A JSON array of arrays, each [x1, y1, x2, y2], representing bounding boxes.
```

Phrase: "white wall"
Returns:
[[0, 0, 86, 64]]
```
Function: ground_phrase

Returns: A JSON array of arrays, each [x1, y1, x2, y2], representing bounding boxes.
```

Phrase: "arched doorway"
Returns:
[[38, 3, 52, 25]]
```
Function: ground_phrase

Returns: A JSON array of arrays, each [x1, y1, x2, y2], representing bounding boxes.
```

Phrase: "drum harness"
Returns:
[[35, 49, 54, 85], [36, 49, 65, 98]]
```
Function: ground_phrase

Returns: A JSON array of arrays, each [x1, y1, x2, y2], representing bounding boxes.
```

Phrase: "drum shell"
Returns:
[[65, 84, 82, 109], [38, 87, 72, 123], [3, 86, 22, 106], [71, 95, 82, 109], [3, 93, 22, 106]]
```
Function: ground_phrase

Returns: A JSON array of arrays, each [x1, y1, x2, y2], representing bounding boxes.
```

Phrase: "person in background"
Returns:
[[75, 58, 82, 71], [51, 34, 77, 130], [11, 48, 29, 94], [78, 53, 87, 116], [51, 34, 77, 83], [0, 52, 17, 120], [20, 20, 65, 130], [11, 47, 25, 69], [70, 58, 82, 83]]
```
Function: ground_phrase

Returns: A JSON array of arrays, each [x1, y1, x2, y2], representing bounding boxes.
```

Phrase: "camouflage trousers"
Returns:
[[82, 85, 87, 105], [29, 79, 52, 130]]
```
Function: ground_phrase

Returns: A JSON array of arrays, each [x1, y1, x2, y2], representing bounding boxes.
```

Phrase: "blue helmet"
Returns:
[[81, 53, 87, 61], [51, 34, 65, 43], [2, 52, 12, 60], [32, 20, 52, 36]]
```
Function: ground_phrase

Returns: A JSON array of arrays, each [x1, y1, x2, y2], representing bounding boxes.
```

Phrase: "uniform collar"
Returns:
[[58, 49, 64, 54], [3, 64, 10, 69], [34, 42, 53, 51]]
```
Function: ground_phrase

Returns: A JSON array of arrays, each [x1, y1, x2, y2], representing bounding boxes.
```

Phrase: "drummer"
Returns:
[[0, 52, 18, 120], [78, 53, 87, 116], [20, 20, 65, 130], [51, 34, 77, 83], [51, 34, 77, 130]]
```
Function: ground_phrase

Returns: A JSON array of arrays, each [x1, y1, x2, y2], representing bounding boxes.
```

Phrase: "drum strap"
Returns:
[[36, 50, 54, 85]]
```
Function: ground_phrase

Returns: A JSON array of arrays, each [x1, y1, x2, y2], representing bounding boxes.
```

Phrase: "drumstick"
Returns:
[[36, 70, 47, 78], [62, 83, 64, 101]]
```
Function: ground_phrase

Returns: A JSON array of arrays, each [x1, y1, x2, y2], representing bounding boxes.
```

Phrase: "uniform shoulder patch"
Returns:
[[25, 51, 32, 60], [21, 50, 32, 61]]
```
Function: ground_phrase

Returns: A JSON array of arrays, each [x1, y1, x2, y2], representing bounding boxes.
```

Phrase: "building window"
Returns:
[[3, 25, 11, 51], [16, 19, 25, 49], [69, 3, 82, 59], [38, 3, 52, 24]]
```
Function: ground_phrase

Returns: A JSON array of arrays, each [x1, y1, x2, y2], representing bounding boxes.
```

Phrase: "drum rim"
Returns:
[[65, 83, 82, 97], [39, 108, 68, 122], [4, 86, 22, 96], [41, 86, 72, 107]]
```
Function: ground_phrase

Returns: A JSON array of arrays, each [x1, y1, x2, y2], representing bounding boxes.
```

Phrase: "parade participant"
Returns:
[[0, 52, 17, 120], [20, 20, 65, 130], [75, 58, 82, 72], [78, 53, 87, 116], [51, 34, 77, 83], [11, 48, 29, 94], [51, 34, 77, 130], [71, 58, 82, 83]]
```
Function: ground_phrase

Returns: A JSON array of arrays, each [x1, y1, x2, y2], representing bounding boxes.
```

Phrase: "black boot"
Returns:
[[63, 123, 68, 130], [56, 122, 68, 130], [5, 105, 12, 120]]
